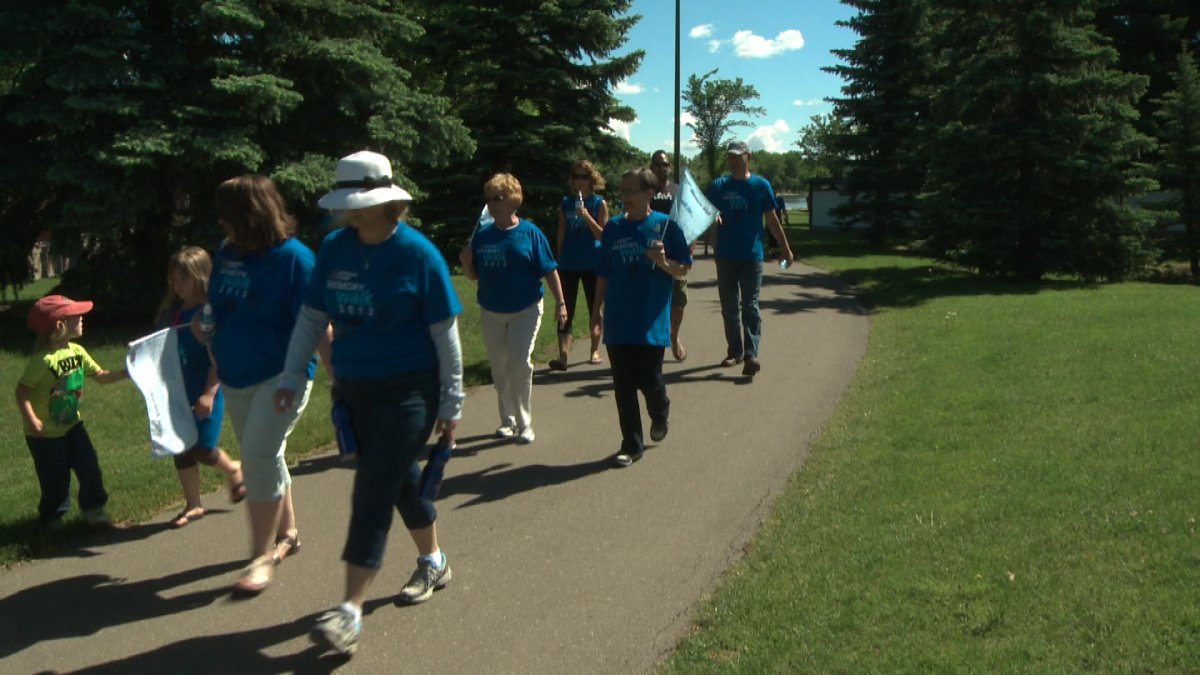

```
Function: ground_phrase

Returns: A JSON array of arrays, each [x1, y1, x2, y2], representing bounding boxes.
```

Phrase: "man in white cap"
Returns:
[[707, 140, 794, 379]]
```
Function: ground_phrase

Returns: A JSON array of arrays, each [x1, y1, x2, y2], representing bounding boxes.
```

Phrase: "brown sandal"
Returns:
[[272, 531, 301, 565], [169, 507, 205, 529]]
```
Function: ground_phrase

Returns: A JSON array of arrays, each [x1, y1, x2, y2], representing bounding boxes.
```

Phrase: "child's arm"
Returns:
[[92, 368, 129, 384], [14, 384, 44, 437], [193, 364, 220, 419]]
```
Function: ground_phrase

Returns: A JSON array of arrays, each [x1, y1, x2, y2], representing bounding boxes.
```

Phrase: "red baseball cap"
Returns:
[[28, 295, 94, 333]]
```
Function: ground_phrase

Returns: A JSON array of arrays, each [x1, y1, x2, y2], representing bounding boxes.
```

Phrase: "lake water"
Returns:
[[780, 194, 807, 210]]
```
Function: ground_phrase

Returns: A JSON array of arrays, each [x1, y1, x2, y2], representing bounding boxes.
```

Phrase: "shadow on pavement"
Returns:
[[290, 452, 355, 477], [68, 613, 348, 675], [0, 559, 244, 661], [69, 595, 415, 674], [441, 459, 611, 509]]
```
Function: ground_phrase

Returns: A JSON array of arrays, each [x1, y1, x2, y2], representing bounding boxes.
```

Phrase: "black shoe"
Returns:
[[650, 418, 668, 442], [610, 449, 644, 468], [742, 356, 761, 377]]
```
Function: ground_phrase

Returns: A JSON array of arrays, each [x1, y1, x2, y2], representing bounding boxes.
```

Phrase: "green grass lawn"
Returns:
[[0, 275, 568, 565], [663, 231, 1200, 672]]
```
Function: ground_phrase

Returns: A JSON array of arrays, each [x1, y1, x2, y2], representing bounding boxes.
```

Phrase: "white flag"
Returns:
[[670, 166, 720, 245], [127, 327, 198, 457]]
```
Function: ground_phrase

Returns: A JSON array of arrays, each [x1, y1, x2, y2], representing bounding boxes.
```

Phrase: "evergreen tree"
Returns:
[[1095, 1, 1200, 137], [1153, 45, 1200, 279], [0, 1, 471, 313], [408, 0, 642, 248], [681, 69, 765, 182], [825, 0, 934, 248], [923, 0, 1156, 281]]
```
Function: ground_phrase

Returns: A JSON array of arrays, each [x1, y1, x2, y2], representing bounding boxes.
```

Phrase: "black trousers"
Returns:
[[606, 344, 669, 453]]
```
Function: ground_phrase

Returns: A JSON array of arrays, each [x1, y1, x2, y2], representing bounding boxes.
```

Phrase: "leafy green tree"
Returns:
[[825, 0, 935, 248], [0, 1, 471, 315], [681, 69, 765, 183], [747, 151, 806, 194], [923, 0, 1156, 281], [407, 0, 642, 247], [795, 113, 852, 180], [1153, 45, 1200, 279]]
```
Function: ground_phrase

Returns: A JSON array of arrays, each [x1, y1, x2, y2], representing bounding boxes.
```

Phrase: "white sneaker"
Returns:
[[495, 425, 517, 439], [82, 507, 111, 526], [517, 427, 536, 444]]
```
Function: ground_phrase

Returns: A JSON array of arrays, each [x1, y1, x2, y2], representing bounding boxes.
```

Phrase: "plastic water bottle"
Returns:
[[779, 259, 791, 271], [199, 302, 216, 344], [575, 191, 584, 213], [418, 440, 453, 500], [330, 397, 357, 461]]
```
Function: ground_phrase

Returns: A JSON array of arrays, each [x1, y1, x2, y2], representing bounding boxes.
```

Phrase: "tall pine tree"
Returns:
[[1095, 1, 1200, 138], [825, 0, 935, 248], [0, 1, 471, 312], [923, 0, 1156, 281], [1153, 45, 1200, 279], [408, 0, 642, 247]]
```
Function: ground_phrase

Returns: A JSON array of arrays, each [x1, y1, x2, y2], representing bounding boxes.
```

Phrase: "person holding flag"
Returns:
[[591, 167, 692, 468]]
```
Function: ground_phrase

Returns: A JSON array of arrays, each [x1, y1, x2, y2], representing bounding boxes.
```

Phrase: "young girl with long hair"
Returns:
[[156, 246, 245, 528]]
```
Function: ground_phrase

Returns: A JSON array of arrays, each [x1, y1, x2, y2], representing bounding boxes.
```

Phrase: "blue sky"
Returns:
[[609, 0, 858, 155]]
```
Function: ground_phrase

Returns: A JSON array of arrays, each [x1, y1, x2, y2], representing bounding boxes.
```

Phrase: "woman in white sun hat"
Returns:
[[275, 150, 465, 656]]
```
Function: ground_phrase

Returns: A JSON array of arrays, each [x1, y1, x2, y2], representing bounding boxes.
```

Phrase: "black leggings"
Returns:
[[557, 268, 597, 335]]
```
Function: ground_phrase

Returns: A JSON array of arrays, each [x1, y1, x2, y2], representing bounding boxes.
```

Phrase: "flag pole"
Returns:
[[673, 0, 681, 184]]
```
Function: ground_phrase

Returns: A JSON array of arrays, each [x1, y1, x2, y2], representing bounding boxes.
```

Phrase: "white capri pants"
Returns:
[[480, 300, 543, 431], [222, 375, 312, 502]]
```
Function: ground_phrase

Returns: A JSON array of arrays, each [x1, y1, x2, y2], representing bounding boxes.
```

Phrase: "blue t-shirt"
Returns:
[[596, 211, 692, 347], [557, 194, 604, 271], [306, 224, 463, 379], [470, 218, 558, 313], [210, 237, 317, 388], [707, 174, 777, 261]]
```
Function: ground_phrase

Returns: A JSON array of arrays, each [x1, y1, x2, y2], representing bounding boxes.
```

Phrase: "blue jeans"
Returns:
[[715, 258, 764, 360], [25, 422, 108, 523], [338, 370, 439, 570]]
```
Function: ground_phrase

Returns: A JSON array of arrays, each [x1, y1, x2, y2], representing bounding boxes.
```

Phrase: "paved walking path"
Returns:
[[0, 257, 868, 674]]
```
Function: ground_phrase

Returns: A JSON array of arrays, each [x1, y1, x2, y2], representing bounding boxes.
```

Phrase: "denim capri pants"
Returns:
[[338, 369, 439, 570]]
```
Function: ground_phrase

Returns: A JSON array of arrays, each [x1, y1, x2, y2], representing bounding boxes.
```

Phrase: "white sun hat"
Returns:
[[317, 151, 414, 210]]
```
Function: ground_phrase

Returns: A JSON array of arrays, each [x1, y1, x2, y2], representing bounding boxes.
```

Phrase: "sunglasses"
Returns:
[[486, 194, 507, 203], [571, 173, 591, 179], [651, 162, 670, 168]]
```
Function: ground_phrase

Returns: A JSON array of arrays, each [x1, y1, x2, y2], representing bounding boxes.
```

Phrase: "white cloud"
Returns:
[[746, 120, 792, 153], [689, 24, 713, 39], [680, 111, 697, 127], [708, 39, 723, 53], [732, 29, 805, 58], [614, 79, 644, 95], [605, 117, 638, 142], [793, 98, 824, 107]]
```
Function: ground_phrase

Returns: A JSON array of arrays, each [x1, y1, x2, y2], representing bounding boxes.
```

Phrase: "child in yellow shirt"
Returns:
[[15, 295, 128, 527]]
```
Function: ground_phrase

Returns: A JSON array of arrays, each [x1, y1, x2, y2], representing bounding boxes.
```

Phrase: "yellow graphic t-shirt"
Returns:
[[18, 343, 103, 438]]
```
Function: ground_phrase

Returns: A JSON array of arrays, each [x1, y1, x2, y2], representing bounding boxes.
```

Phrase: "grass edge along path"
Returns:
[[663, 232, 1200, 673]]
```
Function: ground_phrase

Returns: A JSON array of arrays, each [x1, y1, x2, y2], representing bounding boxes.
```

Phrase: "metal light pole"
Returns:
[[673, 0, 681, 184]]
